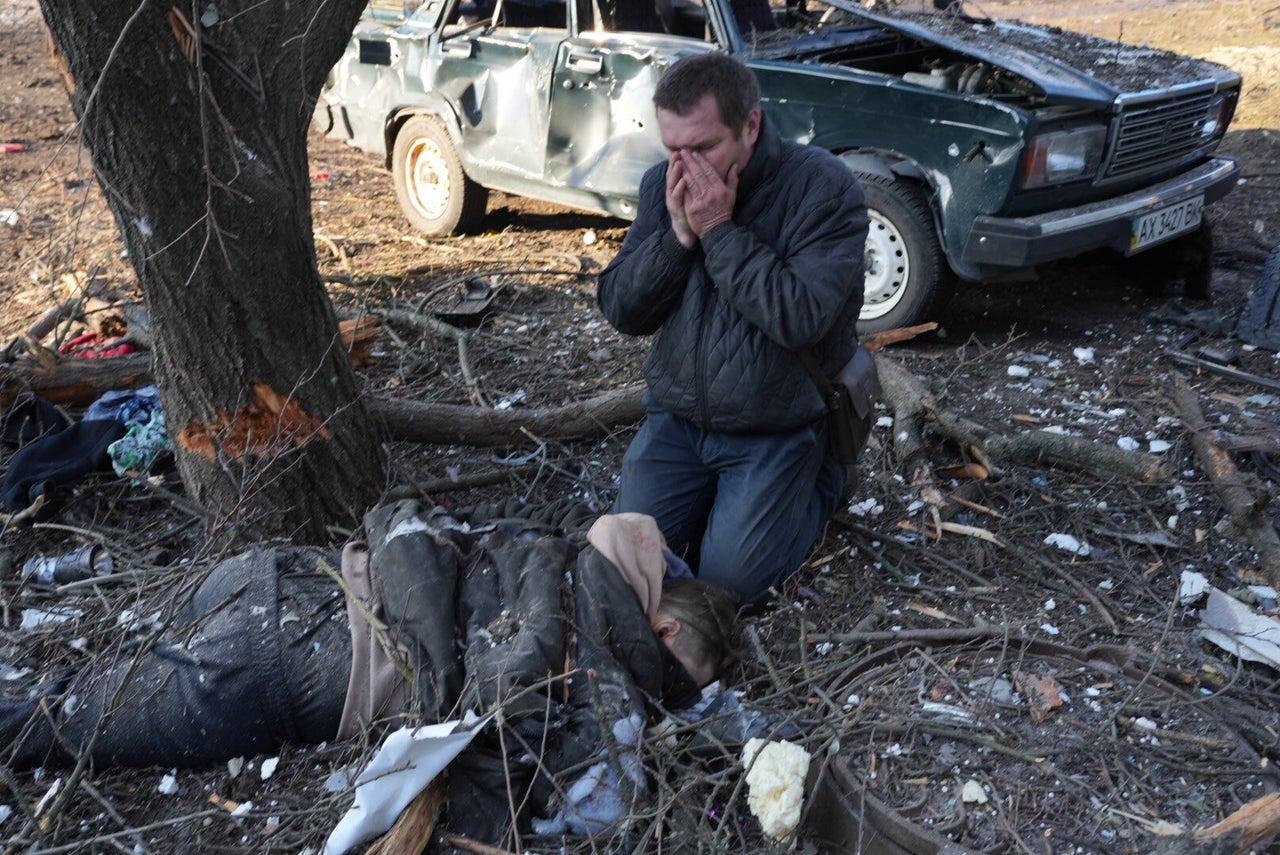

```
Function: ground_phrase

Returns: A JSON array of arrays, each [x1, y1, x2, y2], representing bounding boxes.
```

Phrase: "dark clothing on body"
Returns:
[[1, 499, 699, 844], [3, 546, 350, 769]]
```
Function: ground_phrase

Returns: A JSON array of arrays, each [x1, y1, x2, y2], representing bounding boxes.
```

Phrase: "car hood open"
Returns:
[[828, 3, 1240, 110]]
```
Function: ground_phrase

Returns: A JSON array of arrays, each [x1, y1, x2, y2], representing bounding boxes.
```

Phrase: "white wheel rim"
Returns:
[[862, 208, 910, 320], [405, 137, 451, 221]]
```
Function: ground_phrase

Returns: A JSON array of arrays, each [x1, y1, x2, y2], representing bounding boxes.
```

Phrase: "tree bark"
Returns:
[[38, 0, 383, 542]]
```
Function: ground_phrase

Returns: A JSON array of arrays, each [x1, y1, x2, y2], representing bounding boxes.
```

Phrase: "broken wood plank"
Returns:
[[365, 776, 447, 855]]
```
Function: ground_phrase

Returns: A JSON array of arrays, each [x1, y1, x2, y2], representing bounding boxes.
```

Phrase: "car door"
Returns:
[[429, 0, 573, 183], [544, 5, 711, 207]]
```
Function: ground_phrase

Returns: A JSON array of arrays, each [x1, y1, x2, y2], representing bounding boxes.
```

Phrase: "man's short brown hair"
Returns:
[[658, 578, 741, 680], [653, 52, 760, 136]]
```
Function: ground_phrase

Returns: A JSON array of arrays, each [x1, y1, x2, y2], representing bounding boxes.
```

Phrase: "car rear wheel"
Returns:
[[392, 115, 488, 236], [855, 173, 954, 334]]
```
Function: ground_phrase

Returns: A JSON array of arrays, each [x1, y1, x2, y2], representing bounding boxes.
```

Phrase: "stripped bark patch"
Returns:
[[178, 382, 331, 462]]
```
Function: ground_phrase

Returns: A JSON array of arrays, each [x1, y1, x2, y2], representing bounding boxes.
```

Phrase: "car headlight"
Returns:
[[1021, 126, 1106, 189], [1199, 93, 1234, 140]]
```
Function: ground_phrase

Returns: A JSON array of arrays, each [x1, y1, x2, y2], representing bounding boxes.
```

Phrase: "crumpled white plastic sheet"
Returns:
[[1199, 587, 1280, 670], [323, 713, 490, 855]]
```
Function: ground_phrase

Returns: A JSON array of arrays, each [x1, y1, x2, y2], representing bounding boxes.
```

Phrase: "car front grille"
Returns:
[[1104, 92, 1215, 180]]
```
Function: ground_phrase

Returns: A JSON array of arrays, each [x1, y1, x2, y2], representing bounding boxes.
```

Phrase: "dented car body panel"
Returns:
[[318, 0, 1241, 326]]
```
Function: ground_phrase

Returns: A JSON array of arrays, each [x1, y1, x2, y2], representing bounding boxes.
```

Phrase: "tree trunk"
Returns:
[[38, 0, 384, 542]]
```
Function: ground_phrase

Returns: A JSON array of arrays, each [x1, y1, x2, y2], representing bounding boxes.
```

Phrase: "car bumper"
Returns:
[[961, 157, 1240, 270]]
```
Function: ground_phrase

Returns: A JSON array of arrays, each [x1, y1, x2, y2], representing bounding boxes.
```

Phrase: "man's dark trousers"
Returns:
[[611, 405, 844, 603]]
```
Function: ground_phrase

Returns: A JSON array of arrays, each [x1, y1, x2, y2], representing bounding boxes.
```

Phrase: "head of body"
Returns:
[[651, 578, 740, 686], [653, 52, 762, 184]]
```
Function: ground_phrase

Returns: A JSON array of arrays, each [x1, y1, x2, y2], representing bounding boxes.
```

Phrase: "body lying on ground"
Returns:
[[0, 498, 739, 845]]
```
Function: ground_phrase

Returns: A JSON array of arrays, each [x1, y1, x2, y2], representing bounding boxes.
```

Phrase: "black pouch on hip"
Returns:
[[802, 345, 883, 464]]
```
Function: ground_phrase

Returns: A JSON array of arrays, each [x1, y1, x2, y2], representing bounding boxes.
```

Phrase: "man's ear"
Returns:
[[743, 108, 762, 146], [653, 617, 681, 642]]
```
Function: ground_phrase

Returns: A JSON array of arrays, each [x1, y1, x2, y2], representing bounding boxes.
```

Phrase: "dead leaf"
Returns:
[[1013, 670, 1064, 723]]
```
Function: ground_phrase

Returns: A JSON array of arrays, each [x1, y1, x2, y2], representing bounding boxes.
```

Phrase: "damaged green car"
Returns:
[[315, 0, 1241, 332]]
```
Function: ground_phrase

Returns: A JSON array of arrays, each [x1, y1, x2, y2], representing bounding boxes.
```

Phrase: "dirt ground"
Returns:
[[2, 0, 1280, 852]]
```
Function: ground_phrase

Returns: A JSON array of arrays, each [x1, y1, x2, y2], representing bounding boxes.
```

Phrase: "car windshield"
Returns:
[[584, 0, 905, 52], [430, 0, 912, 45]]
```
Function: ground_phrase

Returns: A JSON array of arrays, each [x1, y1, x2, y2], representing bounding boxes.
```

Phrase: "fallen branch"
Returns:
[[931, 408, 1168, 482], [862, 322, 938, 352], [0, 348, 647, 446], [370, 384, 644, 446], [0, 495, 46, 525], [1193, 792, 1280, 853], [1, 319, 380, 408], [1218, 431, 1280, 456], [874, 355, 932, 474], [1, 351, 153, 409], [873, 352, 1169, 483], [1168, 375, 1280, 586], [1164, 350, 1280, 394]]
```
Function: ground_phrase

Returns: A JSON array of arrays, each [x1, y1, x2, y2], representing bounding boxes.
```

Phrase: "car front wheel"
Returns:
[[392, 115, 488, 236], [855, 173, 954, 334]]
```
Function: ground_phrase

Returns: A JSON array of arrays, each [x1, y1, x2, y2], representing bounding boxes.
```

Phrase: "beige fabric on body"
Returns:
[[337, 541, 409, 740], [586, 513, 668, 621]]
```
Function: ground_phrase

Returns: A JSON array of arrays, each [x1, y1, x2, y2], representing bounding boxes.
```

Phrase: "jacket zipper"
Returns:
[[696, 268, 712, 427]]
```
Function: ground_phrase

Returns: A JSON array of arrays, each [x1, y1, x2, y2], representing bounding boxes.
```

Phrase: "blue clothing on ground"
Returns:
[[85, 385, 161, 426]]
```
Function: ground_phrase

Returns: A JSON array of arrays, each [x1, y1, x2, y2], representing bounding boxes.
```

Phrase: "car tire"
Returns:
[[1125, 220, 1214, 301], [392, 116, 488, 236], [855, 173, 955, 334]]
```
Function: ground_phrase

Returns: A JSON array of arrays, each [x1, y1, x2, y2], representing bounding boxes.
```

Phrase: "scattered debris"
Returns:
[[743, 738, 810, 841], [1043, 532, 1091, 556]]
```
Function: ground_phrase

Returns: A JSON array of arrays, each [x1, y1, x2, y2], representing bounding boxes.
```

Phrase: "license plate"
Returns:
[[1130, 195, 1203, 252]]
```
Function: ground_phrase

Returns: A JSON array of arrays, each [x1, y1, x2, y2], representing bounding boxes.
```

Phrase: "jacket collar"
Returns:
[[737, 111, 781, 200]]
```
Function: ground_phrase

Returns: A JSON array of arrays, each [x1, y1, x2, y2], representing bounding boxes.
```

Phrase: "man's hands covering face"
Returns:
[[666, 150, 739, 249]]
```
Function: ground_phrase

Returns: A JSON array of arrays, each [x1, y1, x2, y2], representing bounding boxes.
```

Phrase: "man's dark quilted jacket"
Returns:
[[597, 115, 868, 434]]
